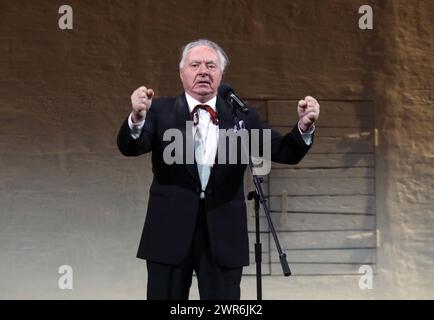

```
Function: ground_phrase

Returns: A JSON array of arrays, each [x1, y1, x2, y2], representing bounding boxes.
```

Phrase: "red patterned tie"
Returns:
[[191, 104, 218, 126]]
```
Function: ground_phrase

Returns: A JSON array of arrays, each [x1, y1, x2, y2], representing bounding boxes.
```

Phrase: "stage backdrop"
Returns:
[[0, 0, 433, 299]]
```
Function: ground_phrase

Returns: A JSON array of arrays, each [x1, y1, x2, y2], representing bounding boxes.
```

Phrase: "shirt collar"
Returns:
[[185, 93, 217, 113]]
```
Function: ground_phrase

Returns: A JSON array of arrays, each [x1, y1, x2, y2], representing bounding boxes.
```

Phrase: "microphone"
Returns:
[[218, 83, 249, 114]]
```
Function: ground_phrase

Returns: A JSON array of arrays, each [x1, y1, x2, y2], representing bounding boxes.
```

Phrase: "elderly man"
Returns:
[[117, 39, 320, 300]]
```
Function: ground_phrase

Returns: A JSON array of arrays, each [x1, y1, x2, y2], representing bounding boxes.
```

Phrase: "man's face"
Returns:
[[180, 45, 223, 103]]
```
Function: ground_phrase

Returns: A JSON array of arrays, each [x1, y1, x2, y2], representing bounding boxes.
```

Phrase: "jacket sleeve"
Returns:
[[116, 105, 156, 157]]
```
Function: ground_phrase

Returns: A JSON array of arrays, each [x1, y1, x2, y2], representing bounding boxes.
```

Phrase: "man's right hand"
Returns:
[[131, 86, 154, 123]]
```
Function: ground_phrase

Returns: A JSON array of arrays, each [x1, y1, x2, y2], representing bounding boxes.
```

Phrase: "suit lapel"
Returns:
[[175, 94, 201, 184], [207, 97, 234, 184]]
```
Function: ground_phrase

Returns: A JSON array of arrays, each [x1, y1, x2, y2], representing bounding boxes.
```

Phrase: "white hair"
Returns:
[[179, 39, 229, 72]]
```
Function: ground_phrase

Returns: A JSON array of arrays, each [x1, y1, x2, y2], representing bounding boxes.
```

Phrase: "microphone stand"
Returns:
[[228, 99, 291, 301]]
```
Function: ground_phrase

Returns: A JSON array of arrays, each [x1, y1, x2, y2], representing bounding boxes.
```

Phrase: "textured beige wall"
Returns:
[[373, 0, 434, 298], [0, 0, 433, 299]]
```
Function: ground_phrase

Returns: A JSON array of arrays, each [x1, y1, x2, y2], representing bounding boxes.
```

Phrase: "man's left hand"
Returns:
[[297, 96, 320, 132]]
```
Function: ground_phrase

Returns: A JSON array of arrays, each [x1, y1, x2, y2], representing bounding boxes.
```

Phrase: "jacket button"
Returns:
[[195, 187, 201, 193]]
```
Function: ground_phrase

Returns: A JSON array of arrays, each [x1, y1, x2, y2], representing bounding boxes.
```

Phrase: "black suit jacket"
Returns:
[[117, 93, 312, 268]]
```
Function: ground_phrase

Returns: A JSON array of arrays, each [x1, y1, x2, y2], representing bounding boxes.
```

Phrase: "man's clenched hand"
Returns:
[[131, 86, 154, 123], [297, 96, 320, 132]]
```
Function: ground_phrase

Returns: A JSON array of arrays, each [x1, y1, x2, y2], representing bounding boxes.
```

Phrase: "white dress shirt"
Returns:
[[185, 94, 218, 197]]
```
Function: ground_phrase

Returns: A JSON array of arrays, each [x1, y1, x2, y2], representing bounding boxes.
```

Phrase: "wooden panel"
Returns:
[[269, 195, 375, 214], [270, 167, 374, 179], [269, 100, 374, 115], [272, 249, 376, 264], [271, 263, 376, 276], [320, 101, 374, 115], [248, 213, 375, 233], [274, 126, 373, 138], [267, 212, 376, 232], [270, 177, 374, 195], [272, 154, 375, 168], [276, 231, 376, 250], [309, 136, 374, 154], [270, 114, 374, 128], [248, 99, 376, 276], [247, 196, 375, 229], [267, 100, 374, 128], [268, 100, 373, 114]]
